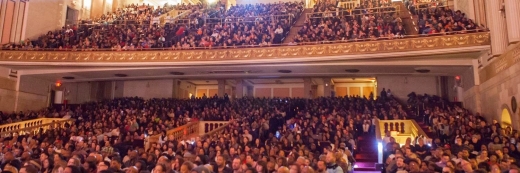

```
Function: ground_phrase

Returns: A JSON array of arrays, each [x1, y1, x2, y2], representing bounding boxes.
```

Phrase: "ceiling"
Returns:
[[22, 64, 472, 83], [0, 51, 481, 83]]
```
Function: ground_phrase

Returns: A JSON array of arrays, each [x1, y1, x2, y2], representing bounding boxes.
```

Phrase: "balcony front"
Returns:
[[0, 32, 490, 63]]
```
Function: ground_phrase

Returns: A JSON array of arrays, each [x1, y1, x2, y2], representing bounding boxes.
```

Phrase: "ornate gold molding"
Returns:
[[0, 32, 490, 63], [480, 42, 520, 83]]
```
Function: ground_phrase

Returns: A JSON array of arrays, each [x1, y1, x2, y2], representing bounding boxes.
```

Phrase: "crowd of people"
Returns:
[[405, 0, 484, 35], [0, 94, 411, 173], [382, 93, 520, 173], [1, 3, 204, 51], [291, 0, 404, 43], [0, 0, 488, 50], [168, 2, 304, 49]]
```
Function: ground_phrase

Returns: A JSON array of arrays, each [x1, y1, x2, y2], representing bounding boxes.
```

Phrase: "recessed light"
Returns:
[[278, 70, 292, 73], [114, 74, 128, 77], [415, 69, 430, 73], [62, 76, 75, 80], [170, 72, 185, 75], [345, 69, 360, 73]]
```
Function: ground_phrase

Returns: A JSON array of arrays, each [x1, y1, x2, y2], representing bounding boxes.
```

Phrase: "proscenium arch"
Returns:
[[500, 104, 513, 128]]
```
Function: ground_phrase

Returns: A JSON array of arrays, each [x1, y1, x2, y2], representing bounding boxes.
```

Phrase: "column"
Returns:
[[11, 0, 28, 43], [323, 78, 332, 97], [303, 78, 312, 99], [9, 0, 20, 42], [217, 79, 226, 98], [485, 0, 508, 59], [235, 79, 244, 98], [172, 79, 179, 98], [247, 86, 254, 97], [505, 0, 520, 43]]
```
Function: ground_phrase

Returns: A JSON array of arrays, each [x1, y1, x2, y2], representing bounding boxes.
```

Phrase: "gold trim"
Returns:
[[0, 32, 490, 63], [480, 42, 520, 83]]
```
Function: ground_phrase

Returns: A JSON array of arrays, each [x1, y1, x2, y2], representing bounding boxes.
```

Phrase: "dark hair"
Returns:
[[86, 161, 96, 171], [155, 163, 167, 172], [99, 170, 114, 173], [66, 166, 82, 173]]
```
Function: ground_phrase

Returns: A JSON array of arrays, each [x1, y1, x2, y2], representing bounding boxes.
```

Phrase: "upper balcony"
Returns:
[[0, 32, 490, 64]]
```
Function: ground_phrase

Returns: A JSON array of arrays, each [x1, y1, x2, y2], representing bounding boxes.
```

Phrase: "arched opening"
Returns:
[[501, 108, 512, 128]]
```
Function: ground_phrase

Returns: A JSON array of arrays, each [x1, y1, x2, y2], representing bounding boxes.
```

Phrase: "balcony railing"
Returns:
[[145, 121, 229, 150], [0, 32, 489, 62], [0, 118, 74, 137], [377, 119, 431, 145], [375, 119, 431, 163]]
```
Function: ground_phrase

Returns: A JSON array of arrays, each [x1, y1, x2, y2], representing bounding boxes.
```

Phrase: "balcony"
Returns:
[[0, 32, 490, 63], [0, 118, 74, 137]]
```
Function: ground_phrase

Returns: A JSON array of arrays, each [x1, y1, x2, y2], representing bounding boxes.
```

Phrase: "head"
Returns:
[[232, 158, 242, 170]]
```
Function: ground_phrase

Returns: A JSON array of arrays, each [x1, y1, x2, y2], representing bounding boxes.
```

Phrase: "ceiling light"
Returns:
[[415, 69, 430, 73], [114, 74, 128, 77], [170, 72, 185, 75], [278, 70, 292, 73], [345, 69, 360, 73]]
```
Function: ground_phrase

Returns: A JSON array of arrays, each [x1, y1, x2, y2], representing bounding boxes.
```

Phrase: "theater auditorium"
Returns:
[[0, 0, 518, 172]]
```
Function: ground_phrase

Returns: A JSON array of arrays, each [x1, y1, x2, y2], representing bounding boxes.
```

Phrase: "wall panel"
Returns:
[[123, 79, 173, 99], [377, 76, 438, 99], [196, 89, 207, 98], [336, 87, 348, 97], [349, 87, 360, 96], [273, 88, 290, 98], [208, 89, 218, 97], [363, 87, 374, 98], [25, 0, 67, 39], [291, 87, 304, 98], [255, 88, 271, 98], [0, 88, 16, 112]]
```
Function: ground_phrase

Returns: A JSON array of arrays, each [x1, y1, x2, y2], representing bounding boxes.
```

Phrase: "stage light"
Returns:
[[377, 142, 383, 163]]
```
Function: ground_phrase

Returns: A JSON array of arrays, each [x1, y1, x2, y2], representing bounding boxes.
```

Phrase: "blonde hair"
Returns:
[[4, 165, 18, 173]]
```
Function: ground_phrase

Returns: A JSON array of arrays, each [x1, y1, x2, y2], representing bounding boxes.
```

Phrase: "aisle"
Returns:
[[353, 133, 378, 171]]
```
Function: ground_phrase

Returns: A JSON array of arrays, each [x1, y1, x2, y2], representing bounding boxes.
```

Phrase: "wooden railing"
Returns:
[[377, 119, 430, 145], [337, 0, 360, 9], [307, 5, 400, 19], [145, 121, 229, 150], [198, 121, 230, 136], [0, 118, 74, 137], [158, 10, 192, 26]]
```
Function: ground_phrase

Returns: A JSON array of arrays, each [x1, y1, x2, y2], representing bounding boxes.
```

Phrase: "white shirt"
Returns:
[[275, 28, 283, 34]]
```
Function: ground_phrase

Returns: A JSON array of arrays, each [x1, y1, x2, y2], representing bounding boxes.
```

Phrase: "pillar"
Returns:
[[235, 79, 244, 98], [218, 79, 226, 98], [485, 0, 508, 59], [0, 0, 6, 40], [9, 0, 29, 43], [247, 86, 254, 97], [172, 79, 180, 98], [323, 78, 332, 97], [505, 0, 520, 43], [303, 78, 312, 99]]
